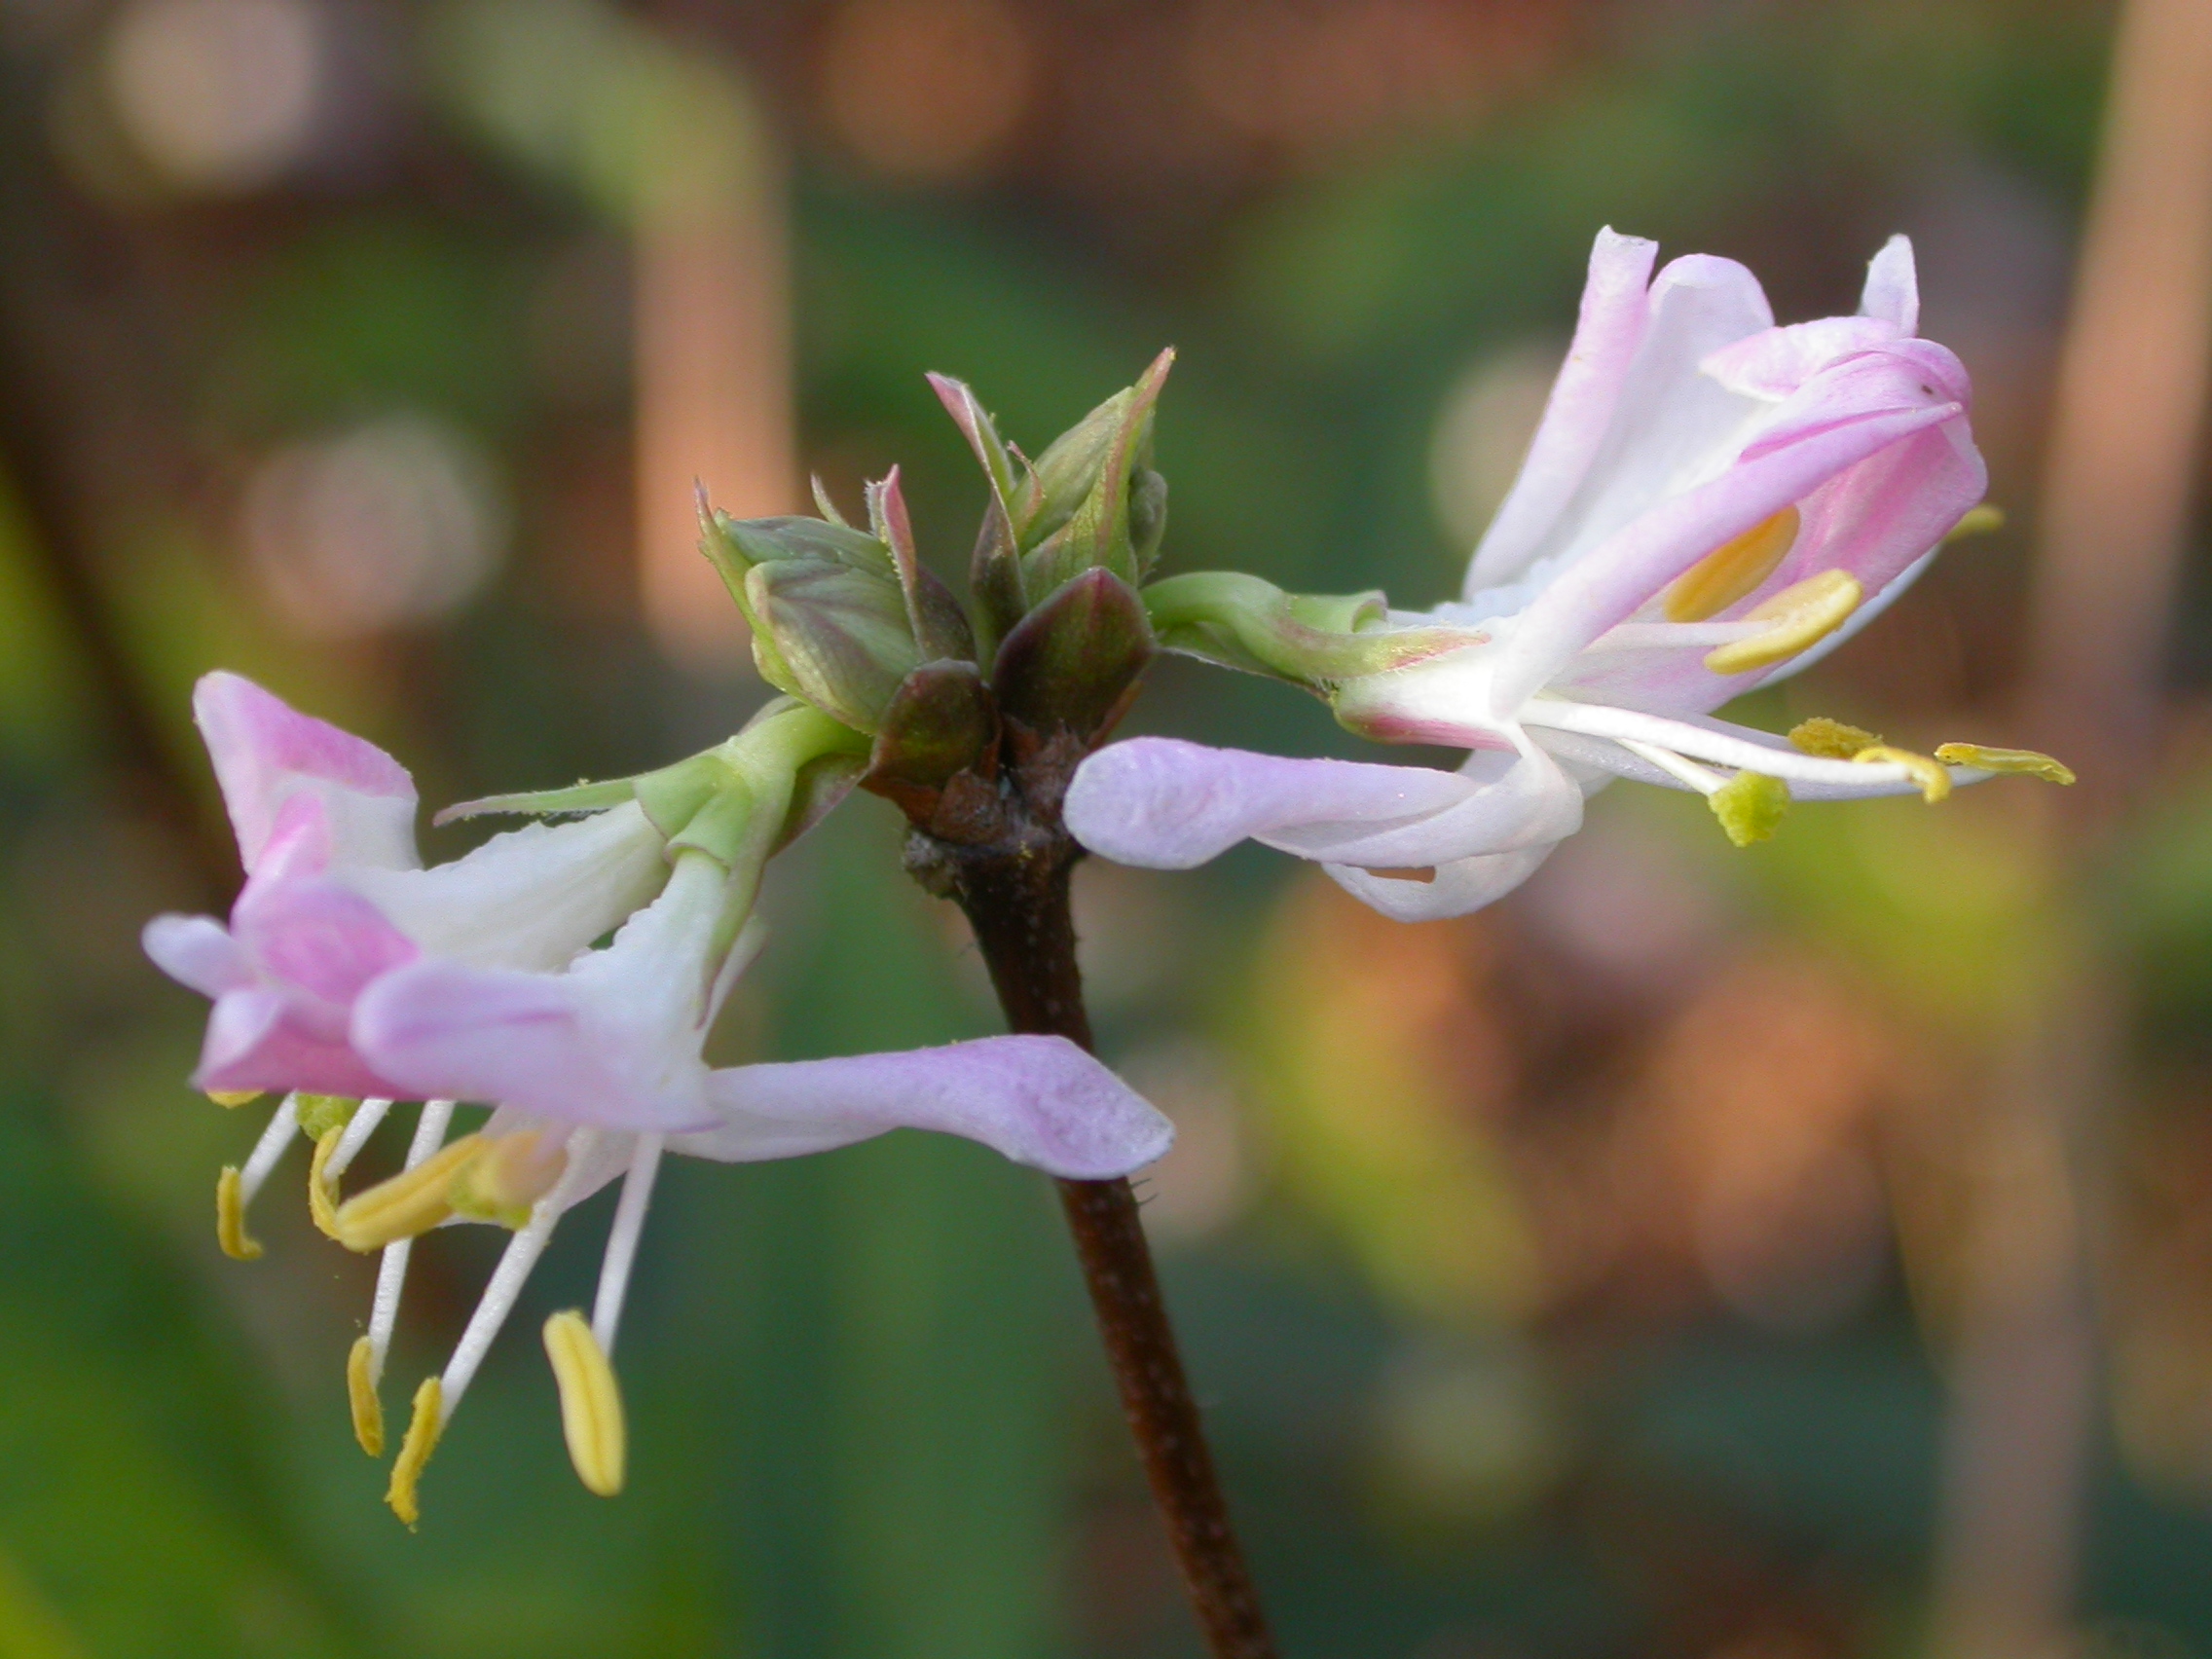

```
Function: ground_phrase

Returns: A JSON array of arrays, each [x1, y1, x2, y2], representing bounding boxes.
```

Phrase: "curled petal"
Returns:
[[344, 802, 671, 973], [1065, 738, 1479, 869], [1700, 316, 1900, 401], [230, 879, 420, 1018], [686, 1036, 1174, 1179], [143, 913, 250, 998], [352, 961, 716, 1133], [1859, 234, 1919, 333], [1465, 227, 1658, 591], [195, 673, 419, 875], [1325, 843, 1558, 922], [198, 987, 401, 1099], [1495, 384, 1968, 711]]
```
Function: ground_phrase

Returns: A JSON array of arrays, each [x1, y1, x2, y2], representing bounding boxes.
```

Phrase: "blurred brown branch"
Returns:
[[0, 55, 235, 905], [1932, 1, 2212, 1653]]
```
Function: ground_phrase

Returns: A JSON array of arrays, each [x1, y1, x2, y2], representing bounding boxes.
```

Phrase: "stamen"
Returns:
[[1944, 502, 2005, 542], [205, 1090, 261, 1109], [331, 1134, 486, 1253], [448, 1131, 569, 1228], [1522, 698, 1942, 797], [237, 1092, 302, 1206], [543, 1310, 626, 1497], [435, 1137, 592, 1418], [1615, 736, 1724, 795], [1705, 571, 1862, 675], [1853, 745, 1951, 803], [592, 1134, 665, 1349], [1664, 506, 1801, 622], [1709, 771, 1789, 847], [215, 1167, 262, 1261], [1789, 717, 1883, 758], [1934, 743, 2076, 786], [386, 1377, 442, 1528], [348, 1335, 384, 1457], [363, 1101, 457, 1397], [308, 1130, 344, 1241], [323, 1098, 394, 1182]]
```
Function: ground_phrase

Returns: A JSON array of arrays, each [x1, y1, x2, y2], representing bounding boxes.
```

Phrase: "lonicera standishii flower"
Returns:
[[144, 674, 1172, 1522], [1066, 228, 2070, 920]]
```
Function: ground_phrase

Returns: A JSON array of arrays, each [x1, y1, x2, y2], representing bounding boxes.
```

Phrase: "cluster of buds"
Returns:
[[702, 352, 1172, 855]]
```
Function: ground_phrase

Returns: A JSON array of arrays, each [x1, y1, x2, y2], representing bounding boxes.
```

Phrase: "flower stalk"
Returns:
[[904, 778, 1277, 1659]]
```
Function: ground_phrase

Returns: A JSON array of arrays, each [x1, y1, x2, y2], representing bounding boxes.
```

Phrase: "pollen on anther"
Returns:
[[348, 1335, 385, 1458], [334, 1135, 486, 1253], [1665, 506, 1801, 622], [1854, 744, 1952, 803], [309, 1130, 345, 1242], [387, 1377, 443, 1528], [205, 1090, 262, 1109], [1788, 717, 1882, 758], [216, 1166, 262, 1261], [1705, 571, 1862, 675], [544, 1310, 627, 1497]]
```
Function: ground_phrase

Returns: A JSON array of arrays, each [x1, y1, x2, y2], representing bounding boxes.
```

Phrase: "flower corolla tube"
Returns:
[[1065, 229, 2070, 920], [145, 675, 1172, 1522]]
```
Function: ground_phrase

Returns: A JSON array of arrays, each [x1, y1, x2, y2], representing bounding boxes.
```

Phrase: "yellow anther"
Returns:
[[1944, 502, 2005, 541], [1704, 570, 1862, 676], [331, 1134, 485, 1253], [308, 1129, 344, 1241], [1664, 506, 1801, 622], [543, 1311, 626, 1497], [1709, 771, 1789, 848], [295, 1094, 358, 1140], [205, 1090, 262, 1109], [1934, 743, 2076, 786], [348, 1336, 385, 1458], [449, 1131, 567, 1229], [1788, 717, 1883, 758], [216, 1166, 263, 1261], [386, 1377, 442, 1529], [1854, 744, 1952, 803]]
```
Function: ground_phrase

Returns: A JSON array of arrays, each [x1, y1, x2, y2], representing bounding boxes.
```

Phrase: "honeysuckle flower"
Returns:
[[146, 672, 1174, 1523], [1068, 229, 2068, 920]]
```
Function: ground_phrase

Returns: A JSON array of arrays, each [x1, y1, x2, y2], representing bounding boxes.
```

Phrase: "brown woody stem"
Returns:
[[904, 805, 1278, 1659]]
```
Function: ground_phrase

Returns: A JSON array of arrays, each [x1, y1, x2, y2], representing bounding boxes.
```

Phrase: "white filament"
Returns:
[[237, 1093, 301, 1205], [322, 1096, 394, 1181], [436, 1127, 600, 1425], [365, 1099, 456, 1382], [1616, 736, 1724, 795], [592, 1133, 664, 1350]]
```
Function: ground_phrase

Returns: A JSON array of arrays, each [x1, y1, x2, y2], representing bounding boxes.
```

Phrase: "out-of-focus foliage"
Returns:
[[7, 0, 2212, 1656]]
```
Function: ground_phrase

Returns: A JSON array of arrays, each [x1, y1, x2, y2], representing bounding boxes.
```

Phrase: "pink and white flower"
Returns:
[[147, 673, 1175, 1517], [142, 673, 673, 1097], [1068, 229, 2041, 920]]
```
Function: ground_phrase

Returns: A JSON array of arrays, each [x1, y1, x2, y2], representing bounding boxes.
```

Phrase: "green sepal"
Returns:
[[1020, 350, 1174, 595], [434, 776, 639, 826], [1143, 571, 1469, 687], [868, 469, 976, 665], [992, 569, 1154, 740], [864, 661, 997, 810], [746, 559, 920, 733]]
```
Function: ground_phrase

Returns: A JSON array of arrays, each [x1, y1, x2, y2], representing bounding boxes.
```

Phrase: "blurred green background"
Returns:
[[3, 0, 2210, 1654]]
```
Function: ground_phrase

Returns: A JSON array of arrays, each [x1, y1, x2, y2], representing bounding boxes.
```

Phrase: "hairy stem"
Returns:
[[909, 819, 1278, 1659]]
